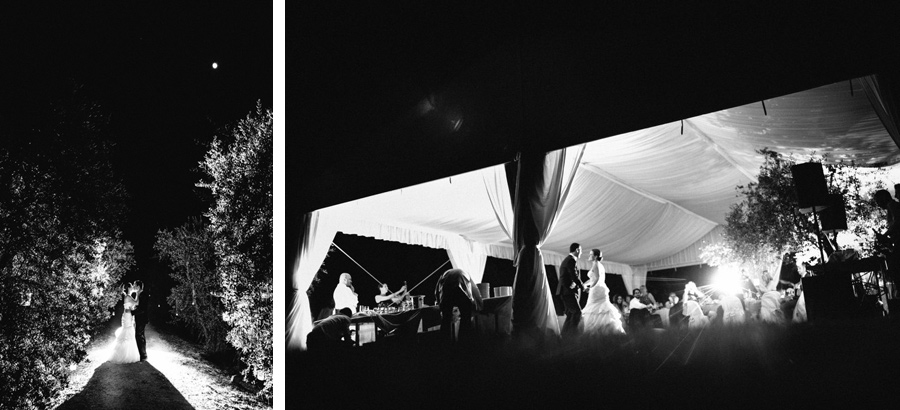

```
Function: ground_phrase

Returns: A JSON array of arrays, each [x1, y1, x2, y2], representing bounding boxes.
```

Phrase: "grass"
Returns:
[[290, 316, 900, 408]]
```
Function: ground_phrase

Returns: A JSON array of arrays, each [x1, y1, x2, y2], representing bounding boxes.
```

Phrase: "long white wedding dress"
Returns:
[[109, 294, 141, 364], [581, 261, 625, 335]]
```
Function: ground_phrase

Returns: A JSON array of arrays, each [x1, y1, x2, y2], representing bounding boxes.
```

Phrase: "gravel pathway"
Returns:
[[53, 322, 269, 410]]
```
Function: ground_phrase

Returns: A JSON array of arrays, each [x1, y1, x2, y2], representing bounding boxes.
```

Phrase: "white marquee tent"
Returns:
[[289, 75, 900, 349]]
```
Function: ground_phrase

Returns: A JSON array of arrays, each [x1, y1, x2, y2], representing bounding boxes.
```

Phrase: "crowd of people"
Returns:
[[310, 212, 899, 350], [554, 241, 818, 338]]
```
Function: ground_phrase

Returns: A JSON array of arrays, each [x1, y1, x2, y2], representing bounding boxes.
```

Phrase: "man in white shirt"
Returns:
[[333, 273, 359, 313], [628, 288, 653, 328]]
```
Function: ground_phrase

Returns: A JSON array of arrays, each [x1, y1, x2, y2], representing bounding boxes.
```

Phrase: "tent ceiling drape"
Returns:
[[322, 77, 900, 270]]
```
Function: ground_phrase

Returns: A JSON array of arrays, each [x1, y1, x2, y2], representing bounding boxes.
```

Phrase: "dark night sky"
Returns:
[[5, 4, 273, 272]]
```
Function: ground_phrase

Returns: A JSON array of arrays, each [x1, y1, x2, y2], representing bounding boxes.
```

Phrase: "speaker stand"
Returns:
[[812, 207, 827, 271]]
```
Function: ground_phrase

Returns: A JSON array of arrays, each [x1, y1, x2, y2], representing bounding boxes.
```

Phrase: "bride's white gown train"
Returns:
[[109, 295, 141, 364], [581, 261, 625, 335]]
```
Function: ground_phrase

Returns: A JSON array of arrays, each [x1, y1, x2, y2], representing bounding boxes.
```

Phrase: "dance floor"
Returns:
[[291, 316, 900, 408]]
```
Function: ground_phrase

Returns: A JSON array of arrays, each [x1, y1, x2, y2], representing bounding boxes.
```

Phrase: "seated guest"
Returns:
[[628, 288, 653, 328], [682, 299, 710, 329], [306, 308, 353, 351], [639, 285, 658, 307], [759, 291, 784, 324], [720, 294, 745, 325], [622, 295, 633, 323], [435, 268, 483, 344], [780, 288, 798, 320], [667, 292, 686, 329], [333, 273, 359, 313], [375, 282, 408, 308]]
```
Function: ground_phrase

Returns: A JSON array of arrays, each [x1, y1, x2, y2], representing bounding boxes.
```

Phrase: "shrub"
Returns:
[[198, 102, 272, 401]]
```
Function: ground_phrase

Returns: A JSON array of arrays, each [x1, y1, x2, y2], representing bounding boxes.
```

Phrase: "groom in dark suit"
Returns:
[[132, 280, 150, 361], [556, 243, 584, 337]]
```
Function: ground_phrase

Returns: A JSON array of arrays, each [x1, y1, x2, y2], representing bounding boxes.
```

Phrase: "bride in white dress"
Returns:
[[581, 249, 625, 335], [109, 282, 141, 364]]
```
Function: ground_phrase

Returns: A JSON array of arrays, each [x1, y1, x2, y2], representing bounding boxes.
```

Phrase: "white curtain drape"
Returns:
[[482, 164, 515, 240], [446, 236, 489, 284], [529, 144, 585, 255], [511, 144, 585, 337], [286, 210, 339, 350], [625, 265, 648, 294]]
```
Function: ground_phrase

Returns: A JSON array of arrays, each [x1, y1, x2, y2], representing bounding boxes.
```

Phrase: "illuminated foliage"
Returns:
[[0, 87, 133, 410], [154, 217, 229, 352], [702, 148, 887, 273], [198, 102, 272, 400]]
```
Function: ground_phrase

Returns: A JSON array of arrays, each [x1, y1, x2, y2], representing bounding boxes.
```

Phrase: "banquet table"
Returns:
[[350, 306, 441, 346]]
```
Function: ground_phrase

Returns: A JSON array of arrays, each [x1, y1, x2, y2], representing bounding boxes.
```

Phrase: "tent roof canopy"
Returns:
[[324, 77, 900, 270]]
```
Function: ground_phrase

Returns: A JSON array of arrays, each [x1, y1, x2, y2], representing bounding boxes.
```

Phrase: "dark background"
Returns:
[[5, 3, 273, 315]]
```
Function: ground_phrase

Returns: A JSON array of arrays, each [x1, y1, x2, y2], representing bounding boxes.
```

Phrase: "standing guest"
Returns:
[[683, 281, 705, 303], [682, 299, 710, 329], [720, 294, 746, 325], [435, 268, 483, 344], [556, 243, 584, 337], [333, 273, 359, 313], [759, 291, 785, 324], [875, 189, 900, 285], [757, 270, 777, 294], [777, 253, 802, 290], [875, 189, 900, 238], [306, 308, 354, 351], [793, 289, 808, 323], [740, 270, 760, 300]]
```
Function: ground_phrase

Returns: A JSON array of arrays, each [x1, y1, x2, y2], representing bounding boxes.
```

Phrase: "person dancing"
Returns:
[[581, 249, 625, 335]]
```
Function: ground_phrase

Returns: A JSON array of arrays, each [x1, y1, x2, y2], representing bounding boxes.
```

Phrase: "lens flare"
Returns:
[[714, 266, 743, 295]]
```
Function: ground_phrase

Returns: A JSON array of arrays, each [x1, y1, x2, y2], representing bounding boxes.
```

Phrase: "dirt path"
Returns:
[[53, 323, 268, 410]]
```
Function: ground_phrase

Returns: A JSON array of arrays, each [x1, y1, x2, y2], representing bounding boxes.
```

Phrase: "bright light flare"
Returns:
[[212, 62, 218, 69], [713, 266, 743, 295]]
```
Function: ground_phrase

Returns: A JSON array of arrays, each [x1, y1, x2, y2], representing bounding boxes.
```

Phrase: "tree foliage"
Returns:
[[154, 217, 229, 352], [198, 102, 272, 400], [0, 86, 133, 410], [702, 148, 887, 275]]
